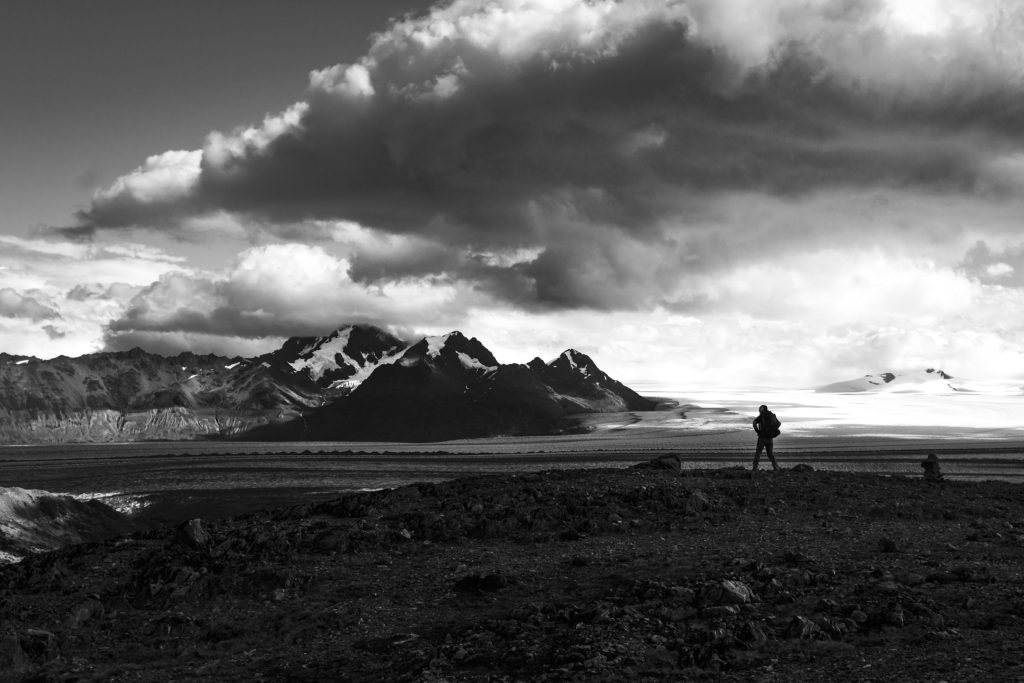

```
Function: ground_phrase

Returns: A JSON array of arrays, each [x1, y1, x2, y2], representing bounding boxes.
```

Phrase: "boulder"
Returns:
[[699, 579, 754, 606], [737, 620, 769, 645], [177, 518, 211, 550], [785, 616, 821, 639], [19, 629, 57, 663], [633, 454, 682, 473]]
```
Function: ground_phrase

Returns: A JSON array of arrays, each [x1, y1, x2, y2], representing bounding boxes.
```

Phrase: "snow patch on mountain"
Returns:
[[458, 351, 494, 371], [329, 349, 404, 388], [817, 368, 967, 393], [553, 350, 593, 377], [288, 328, 354, 381], [425, 333, 454, 358]]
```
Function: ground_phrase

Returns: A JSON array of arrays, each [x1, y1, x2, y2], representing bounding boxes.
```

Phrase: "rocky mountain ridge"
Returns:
[[244, 331, 655, 442], [0, 349, 324, 443], [257, 324, 406, 389], [0, 326, 652, 443]]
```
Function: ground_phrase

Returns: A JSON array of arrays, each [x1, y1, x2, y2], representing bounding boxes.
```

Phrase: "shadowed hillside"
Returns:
[[1, 464, 1022, 680], [245, 332, 656, 441]]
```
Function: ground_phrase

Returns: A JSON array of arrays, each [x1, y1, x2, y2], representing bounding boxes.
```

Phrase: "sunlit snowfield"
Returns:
[[633, 381, 1024, 440], [2, 384, 1022, 520]]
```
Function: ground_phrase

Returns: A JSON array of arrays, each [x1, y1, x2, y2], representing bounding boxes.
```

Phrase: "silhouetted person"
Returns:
[[921, 453, 943, 481], [752, 404, 781, 474]]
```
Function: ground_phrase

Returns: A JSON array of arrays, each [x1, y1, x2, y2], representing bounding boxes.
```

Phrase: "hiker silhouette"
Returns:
[[752, 404, 781, 474]]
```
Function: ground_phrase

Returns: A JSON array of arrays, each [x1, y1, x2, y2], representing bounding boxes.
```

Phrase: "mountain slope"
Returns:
[[250, 332, 656, 442], [0, 326, 654, 443], [0, 350, 324, 442], [259, 324, 406, 389], [529, 349, 652, 412]]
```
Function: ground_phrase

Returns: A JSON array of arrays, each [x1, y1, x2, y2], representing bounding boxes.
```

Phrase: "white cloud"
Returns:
[[309, 64, 375, 98], [93, 150, 201, 205], [986, 262, 1014, 278], [107, 243, 485, 348], [0, 236, 189, 358], [884, 0, 987, 37], [32, 0, 1024, 386], [204, 102, 309, 169]]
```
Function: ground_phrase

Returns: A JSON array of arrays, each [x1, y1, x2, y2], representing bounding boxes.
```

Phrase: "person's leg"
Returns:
[[753, 438, 764, 471], [766, 438, 778, 470]]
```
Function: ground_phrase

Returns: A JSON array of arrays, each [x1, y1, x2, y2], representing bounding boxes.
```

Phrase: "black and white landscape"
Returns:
[[0, 324, 652, 443], [4, 1, 1024, 680]]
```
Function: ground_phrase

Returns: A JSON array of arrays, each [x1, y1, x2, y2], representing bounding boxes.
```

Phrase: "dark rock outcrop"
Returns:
[[529, 349, 652, 412], [248, 332, 655, 441]]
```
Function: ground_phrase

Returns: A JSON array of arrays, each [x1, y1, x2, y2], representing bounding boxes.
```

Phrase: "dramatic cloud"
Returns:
[[65, 1, 1024, 301], [41, 0, 1024, 382], [103, 243, 489, 354]]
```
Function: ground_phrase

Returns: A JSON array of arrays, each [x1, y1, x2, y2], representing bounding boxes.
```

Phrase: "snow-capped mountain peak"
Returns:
[[286, 327, 354, 380], [424, 332, 461, 358], [548, 349, 602, 379], [816, 368, 966, 393], [558, 349, 580, 371], [263, 324, 406, 388], [401, 331, 498, 371]]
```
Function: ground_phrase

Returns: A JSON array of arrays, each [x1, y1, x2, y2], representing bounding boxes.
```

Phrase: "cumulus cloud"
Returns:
[[39, 0, 1024, 381], [0, 288, 58, 322], [0, 235, 189, 358], [64, 3, 1024, 294], [103, 243, 488, 353]]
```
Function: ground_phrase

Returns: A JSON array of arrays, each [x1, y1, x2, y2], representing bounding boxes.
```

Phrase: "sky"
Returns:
[[3, 0, 1024, 388]]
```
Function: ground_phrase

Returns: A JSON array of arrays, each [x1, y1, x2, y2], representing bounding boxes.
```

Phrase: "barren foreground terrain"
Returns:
[[2, 461, 1024, 681]]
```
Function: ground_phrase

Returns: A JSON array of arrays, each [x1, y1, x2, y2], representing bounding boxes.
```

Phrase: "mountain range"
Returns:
[[0, 325, 654, 443], [815, 368, 964, 393]]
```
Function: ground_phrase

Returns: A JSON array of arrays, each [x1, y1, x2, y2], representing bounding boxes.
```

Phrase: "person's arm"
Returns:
[[752, 417, 761, 433]]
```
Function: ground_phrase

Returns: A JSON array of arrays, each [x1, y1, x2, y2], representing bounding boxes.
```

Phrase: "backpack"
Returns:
[[761, 411, 781, 438]]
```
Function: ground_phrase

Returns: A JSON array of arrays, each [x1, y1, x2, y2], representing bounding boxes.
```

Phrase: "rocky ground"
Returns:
[[2, 459, 1024, 681]]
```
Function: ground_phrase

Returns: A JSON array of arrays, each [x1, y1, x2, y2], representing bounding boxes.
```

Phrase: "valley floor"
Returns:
[[2, 463, 1024, 681]]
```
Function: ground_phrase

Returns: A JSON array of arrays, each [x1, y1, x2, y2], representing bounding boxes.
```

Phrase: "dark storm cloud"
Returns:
[[66, 0, 1024, 311]]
